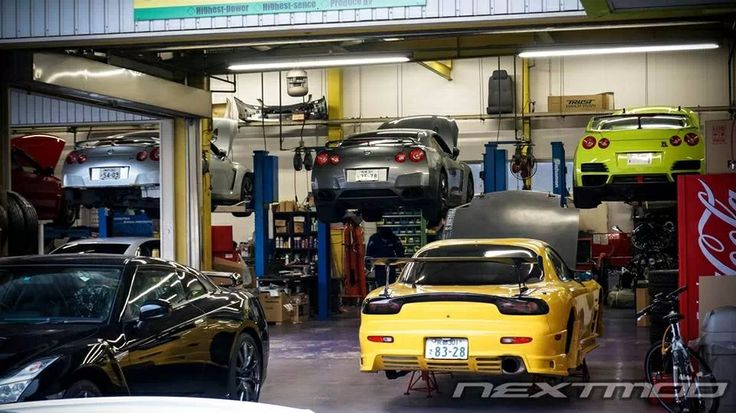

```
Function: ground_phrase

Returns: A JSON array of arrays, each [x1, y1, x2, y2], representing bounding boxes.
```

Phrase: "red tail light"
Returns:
[[394, 152, 407, 163], [150, 147, 160, 161], [362, 298, 402, 315], [500, 337, 533, 344], [136, 151, 148, 162], [669, 136, 682, 146], [65, 151, 79, 164], [77, 153, 88, 164], [329, 154, 341, 165], [684, 133, 699, 146], [408, 148, 425, 162], [581, 136, 596, 150], [315, 152, 329, 166], [598, 138, 610, 149], [367, 336, 394, 343], [496, 298, 549, 315]]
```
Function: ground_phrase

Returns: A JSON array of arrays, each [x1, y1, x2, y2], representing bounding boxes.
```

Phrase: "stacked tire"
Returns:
[[5, 192, 39, 256], [648, 269, 679, 345]]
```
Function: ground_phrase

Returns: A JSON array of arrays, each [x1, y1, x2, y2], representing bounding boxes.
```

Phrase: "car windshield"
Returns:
[[399, 244, 543, 286], [53, 243, 130, 255], [590, 114, 690, 131], [0, 266, 122, 323]]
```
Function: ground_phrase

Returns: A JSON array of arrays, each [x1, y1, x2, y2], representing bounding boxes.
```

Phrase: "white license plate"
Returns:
[[627, 153, 653, 165], [91, 167, 126, 181], [348, 169, 386, 182], [425, 338, 468, 360]]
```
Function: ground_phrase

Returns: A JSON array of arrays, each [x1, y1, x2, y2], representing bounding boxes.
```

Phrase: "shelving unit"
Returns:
[[377, 210, 427, 255], [272, 211, 318, 266]]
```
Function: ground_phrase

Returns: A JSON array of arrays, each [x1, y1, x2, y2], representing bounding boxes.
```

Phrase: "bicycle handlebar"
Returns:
[[636, 285, 687, 319]]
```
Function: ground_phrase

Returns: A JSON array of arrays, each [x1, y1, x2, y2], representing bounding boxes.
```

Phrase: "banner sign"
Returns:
[[134, 0, 427, 20], [677, 173, 736, 340]]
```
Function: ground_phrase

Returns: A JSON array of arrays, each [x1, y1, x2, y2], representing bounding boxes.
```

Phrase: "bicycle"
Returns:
[[638, 286, 720, 413]]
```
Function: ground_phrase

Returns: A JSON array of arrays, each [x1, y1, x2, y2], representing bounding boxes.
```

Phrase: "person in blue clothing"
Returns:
[[366, 226, 405, 287]]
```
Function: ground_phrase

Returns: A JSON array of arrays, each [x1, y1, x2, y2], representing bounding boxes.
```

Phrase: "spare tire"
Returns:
[[6, 193, 27, 255], [8, 192, 38, 255], [0, 204, 7, 251]]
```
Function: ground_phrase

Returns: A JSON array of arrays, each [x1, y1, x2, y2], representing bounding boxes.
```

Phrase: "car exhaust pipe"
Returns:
[[501, 357, 524, 375]]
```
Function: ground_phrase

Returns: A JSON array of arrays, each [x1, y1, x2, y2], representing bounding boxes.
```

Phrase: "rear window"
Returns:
[[399, 244, 543, 286], [78, 134, 158, 148], [590, 115, 690, 131], [53, 243, 130, 255]]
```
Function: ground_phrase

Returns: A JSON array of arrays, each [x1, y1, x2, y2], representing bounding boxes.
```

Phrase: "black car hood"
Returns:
[[0, 324, 100, 374]]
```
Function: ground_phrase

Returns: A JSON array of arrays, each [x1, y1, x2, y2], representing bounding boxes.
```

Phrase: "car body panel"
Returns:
[[378, 115, 459, 152], [359, 239, 601, 377], [573, 106, 704, 204], [10, 135, 66, 221], [3, 397, 314, 413]]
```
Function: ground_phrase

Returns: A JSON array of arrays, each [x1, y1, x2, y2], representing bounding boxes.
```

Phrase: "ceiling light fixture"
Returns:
[[228, 55, 409, 72], [518, 42, 719, 58]]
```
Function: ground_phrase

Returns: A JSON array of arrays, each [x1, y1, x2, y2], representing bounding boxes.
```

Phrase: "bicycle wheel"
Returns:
[[644, 341, 720, 413]]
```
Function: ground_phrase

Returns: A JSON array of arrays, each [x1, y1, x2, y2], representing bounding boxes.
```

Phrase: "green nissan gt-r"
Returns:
[[573, 106, 704, 209]]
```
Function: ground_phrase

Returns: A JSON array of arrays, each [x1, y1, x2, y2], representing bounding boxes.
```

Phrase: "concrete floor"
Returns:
[[261, 308, 663, 412]]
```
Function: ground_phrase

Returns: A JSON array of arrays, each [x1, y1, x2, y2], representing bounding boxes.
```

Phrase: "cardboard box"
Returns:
[[277, 201, 297, 212], [293, 222, 305, 234], [274, 219, 287, 227], [258, 292, 291, 323], [548, 92, 614, 113], [275, 226, 288, 234], [635, 288, 651, 327]]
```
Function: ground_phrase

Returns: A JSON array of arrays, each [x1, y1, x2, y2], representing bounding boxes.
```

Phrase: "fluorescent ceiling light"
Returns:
[[228, 55, 409, 72], [518, 43, 719, 58]]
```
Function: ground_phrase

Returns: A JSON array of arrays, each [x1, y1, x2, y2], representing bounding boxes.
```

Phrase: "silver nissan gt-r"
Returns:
[[311, 116, 473, 224]]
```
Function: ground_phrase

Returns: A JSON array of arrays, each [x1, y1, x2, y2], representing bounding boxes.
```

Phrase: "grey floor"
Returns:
[[261, 308, 664, 412]]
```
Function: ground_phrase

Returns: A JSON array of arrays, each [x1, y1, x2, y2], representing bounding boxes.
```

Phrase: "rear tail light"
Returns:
[[315, 152, 329, 166], [329, 154, 341, 165], [136, 151, 148, 162], [77, 153, 88, 164], [394, 152, 407, 163], [367, 336, 394, 343], [408, 148, 425, 162], [149, 147, 160, 161], [65, 151, 79, 164], [597, 138, 610, 149], [669, 136, 682, 146], [496, 298, 549, 315], [684, 133, 699, 146], [500, 337, 533, 344], [581, 136, 596, 150], [362, 298, 402, 315]]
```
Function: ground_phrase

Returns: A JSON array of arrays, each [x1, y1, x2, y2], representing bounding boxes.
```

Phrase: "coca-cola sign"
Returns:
[[678, 174, 736, 340]]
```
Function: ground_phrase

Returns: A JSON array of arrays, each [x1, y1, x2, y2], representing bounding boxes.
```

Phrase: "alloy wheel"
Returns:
[[235, 338, 261, 401]]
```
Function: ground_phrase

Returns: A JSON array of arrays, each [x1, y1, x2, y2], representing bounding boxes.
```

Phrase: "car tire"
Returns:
[[227, 333, 263, 402], [232, 172, 254, 218], [7, 192, 37, 255], [11, 192, 39, 253], [465, 175, 475, 203], [63, 379, 102, 399], [54, 199, 79, 227], [422, 170, 449, 224]]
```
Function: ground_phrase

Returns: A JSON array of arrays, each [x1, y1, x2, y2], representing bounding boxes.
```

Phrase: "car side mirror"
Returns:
[[139, 299, 171, 321], [452, 147, 460, 159], [575, 271, 593, 282]]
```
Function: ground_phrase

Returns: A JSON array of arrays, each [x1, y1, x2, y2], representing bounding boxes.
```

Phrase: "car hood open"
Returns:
[[11, 135, 66, 170]]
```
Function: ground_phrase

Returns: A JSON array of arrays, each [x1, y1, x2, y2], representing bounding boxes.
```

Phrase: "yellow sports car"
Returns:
[[359, 238, 602, 378], [573, 106, 704, 208]]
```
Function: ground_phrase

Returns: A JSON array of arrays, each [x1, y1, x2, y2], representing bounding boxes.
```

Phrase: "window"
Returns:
[[590, 114, 690, 131], [547, 248, 573, 281], [180, 270, 207, 300], [124, 267, 186, 320], [136, 240, 161, 258], [53, 243, 130, 255]]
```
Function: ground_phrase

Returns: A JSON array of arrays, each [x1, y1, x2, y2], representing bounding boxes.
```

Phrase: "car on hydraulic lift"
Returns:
[[573, 106, 704, 208], [311, 116, 473, 224], [62, 119, 253, 216], [0, 254, 268, 404]]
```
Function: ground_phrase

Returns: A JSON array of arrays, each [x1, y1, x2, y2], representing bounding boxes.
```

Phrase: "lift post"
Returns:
[[551, 141, 568, 207], [253, 150, 278, 278], [317, 221, 331, 320], [483, 142, 508, 193]]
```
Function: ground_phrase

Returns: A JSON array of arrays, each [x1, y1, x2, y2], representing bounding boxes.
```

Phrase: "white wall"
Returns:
[[211, 47, 732, 240]]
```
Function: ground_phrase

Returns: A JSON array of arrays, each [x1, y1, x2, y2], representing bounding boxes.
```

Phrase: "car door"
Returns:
[[210, 143, 236, 200], [121, 265, 208, 396]]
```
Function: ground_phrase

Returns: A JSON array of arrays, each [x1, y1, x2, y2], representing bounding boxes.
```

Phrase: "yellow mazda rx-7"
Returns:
[[359, 238, 602, 379]]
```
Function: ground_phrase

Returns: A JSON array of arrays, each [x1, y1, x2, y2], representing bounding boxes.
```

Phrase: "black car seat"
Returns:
[[487, 70, 514, 114]]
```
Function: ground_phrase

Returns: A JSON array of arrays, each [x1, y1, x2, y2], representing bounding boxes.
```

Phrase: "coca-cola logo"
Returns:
[[696, 179, 736, 275]]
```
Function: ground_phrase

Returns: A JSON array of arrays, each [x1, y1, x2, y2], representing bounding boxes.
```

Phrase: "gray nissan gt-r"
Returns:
[[311, 116, 473, 223]]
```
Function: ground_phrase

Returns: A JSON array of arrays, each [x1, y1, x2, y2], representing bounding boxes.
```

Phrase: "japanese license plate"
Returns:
[[425, 338, 468, 360], [91, 167, 123, 181], [348, 169, 386, 182], [627, 153, 653, 165]]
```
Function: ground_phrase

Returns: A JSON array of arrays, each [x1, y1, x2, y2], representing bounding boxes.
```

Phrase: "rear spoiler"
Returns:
[[367, 256, 538, 267]]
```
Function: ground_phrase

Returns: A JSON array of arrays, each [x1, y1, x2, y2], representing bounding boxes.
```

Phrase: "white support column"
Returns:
[[186, 118, 202, 268], [159, 118, 176, 261]]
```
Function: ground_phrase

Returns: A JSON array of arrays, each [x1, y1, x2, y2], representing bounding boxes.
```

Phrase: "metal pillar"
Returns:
[[521, 58, 532, 190], [483, 143, 508, 193], [317, 220, 331, 320], [172, 118, 202, 268], [98, 208, 110, 238], [253, 150, 278, 278], [326, 68, 343, 142], [0, 82, 9, 256], [551, 141, 568, 207]]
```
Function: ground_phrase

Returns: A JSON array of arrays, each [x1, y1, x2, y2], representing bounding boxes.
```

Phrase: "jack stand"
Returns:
[[404, 371, 440, 397]]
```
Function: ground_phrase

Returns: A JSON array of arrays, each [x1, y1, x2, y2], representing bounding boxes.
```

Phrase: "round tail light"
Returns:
[[136, 151, 148, 161], [669, 135, 682, 146], [150, 147, 160, 161], [409, 148, 425, 162], [394, 152, 407, 163], [65, 151, 78, 164], [684, 133, 699, 146], [598, 138, 610, 149], [77, 153, 88, 163], [581, 136, 596, 150], [315, 152, 329, 166], [329, 154, 341, 165]]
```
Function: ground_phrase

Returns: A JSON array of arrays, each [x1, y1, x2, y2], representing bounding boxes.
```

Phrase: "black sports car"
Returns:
[[0, 254, 268, 404]]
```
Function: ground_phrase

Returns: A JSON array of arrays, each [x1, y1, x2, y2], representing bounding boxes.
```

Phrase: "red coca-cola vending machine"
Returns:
[[678, 173, 736, 340]]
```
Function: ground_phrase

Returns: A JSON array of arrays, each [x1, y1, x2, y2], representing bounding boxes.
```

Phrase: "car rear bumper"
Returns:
[[314, 171, 434, 210], [574, 180, 678, 202], [65, 186, 160, 209]]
